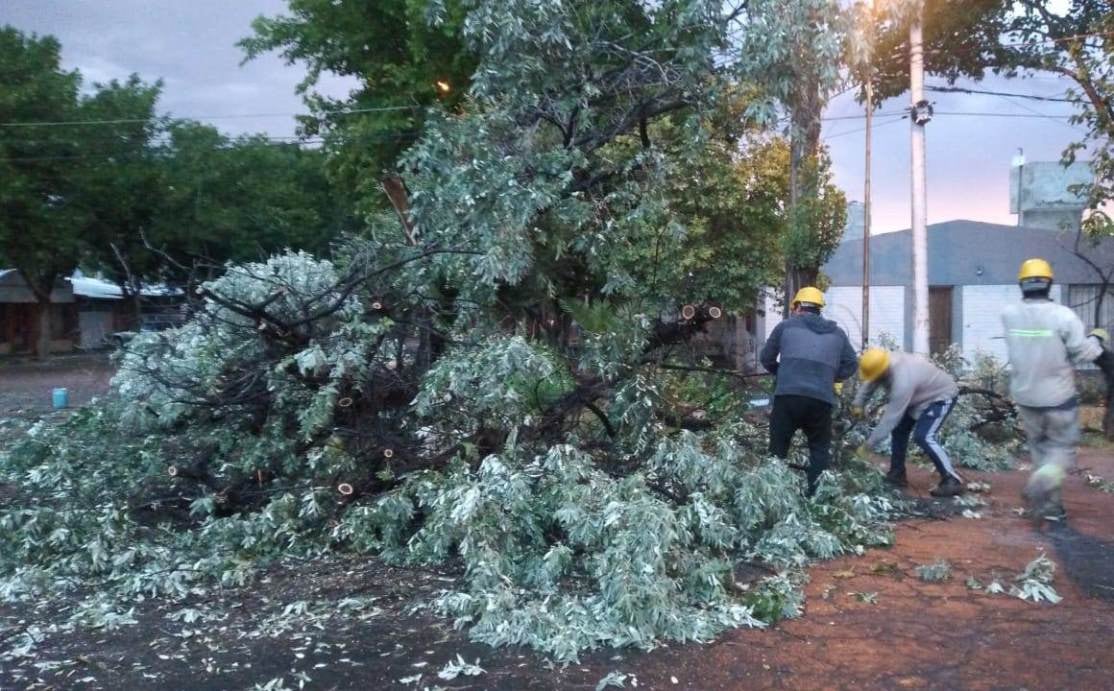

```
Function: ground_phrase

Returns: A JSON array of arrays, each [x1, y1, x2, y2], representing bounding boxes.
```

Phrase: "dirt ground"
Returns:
[[2, 365, 1113, 689], [0, 354, 114, 417], [3, 452, 1113, 690]]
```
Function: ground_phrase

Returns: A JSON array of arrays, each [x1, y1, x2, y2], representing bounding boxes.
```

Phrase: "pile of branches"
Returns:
[[0, 245, 898, 661], [1, 0, 903, 663]]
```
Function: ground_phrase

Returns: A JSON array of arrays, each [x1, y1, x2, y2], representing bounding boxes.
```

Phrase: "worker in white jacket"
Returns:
[[853, 348, 963, 497], [1002, 258, 1107, 522]]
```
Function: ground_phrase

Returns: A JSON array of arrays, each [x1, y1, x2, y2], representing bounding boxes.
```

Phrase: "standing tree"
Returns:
[[74, 75, 166, 325], [736, 0, 848, 312], [148, 120, 351, 288], [240, 0, 478, 210], [0, 27, 85, 358]]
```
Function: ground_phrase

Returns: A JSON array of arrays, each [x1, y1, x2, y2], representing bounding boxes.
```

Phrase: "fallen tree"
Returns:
[[0, 0, 1016, 664]]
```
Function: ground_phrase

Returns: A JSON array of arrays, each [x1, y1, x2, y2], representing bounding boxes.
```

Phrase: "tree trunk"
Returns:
[[1094, 279, 1108, 332], [1104, 389, 1114, 442], [1095, 350, 1114, 441], [19, 269, 58, 361], [784, 130, 803, 318], [130, 286, 143, 331], [34, 296, 52, 360], [784, 96, 823, 316]]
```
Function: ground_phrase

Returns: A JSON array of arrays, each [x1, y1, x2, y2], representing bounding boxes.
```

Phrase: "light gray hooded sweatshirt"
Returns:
[[1001, 297, 1103, 408], [854, 352, 959, 447]]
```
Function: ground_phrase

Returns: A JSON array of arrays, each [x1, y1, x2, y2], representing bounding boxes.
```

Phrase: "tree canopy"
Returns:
[[0, 25, 352, 355], [240, 0, 477, 207], [0, 28, 84, 302]]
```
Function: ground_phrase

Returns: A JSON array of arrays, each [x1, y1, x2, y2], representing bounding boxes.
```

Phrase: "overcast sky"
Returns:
[[2, 1, 1088, 233]]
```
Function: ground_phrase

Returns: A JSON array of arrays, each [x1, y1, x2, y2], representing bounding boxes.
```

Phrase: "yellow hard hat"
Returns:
[[792, 286, 826, 309], [1018, 258, 1053, 281], [859, 347, 891, 383]]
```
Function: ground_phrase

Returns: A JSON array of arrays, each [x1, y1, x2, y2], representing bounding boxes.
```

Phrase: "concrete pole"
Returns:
[[863, 78, 873, 351], [909, 0, 930, 355]]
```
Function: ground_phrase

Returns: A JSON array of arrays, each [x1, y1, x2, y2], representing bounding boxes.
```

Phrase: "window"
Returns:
[[1067, 284, 1114, 332]]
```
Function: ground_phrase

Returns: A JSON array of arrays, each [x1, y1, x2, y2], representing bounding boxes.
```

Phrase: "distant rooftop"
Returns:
[[824, 219, 1114, 287], [0, 269, 182, 299]]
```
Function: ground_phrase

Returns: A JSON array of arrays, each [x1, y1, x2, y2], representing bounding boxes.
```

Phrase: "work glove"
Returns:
[[853, 444, 870, 460], [834, 382, 844, 395], [1090, 328, 1109, 346]]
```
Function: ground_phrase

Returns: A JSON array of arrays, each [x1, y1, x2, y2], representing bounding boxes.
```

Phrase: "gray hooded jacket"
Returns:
[[760, 312, 857, 405], [853, 352, 959, 447]]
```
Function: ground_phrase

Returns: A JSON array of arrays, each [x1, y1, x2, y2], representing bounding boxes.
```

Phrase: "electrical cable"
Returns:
[[924, 85, 1072, 102], [0, 104, 422, 129]]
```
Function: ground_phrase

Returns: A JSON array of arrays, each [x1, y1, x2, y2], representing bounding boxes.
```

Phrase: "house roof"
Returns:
[[68, 275, 181, 299], [0, 269, 181, 300], [824, 220, 1114, 287]]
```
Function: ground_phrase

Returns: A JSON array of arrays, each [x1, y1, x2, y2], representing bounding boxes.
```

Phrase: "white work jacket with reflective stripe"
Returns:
[[1001, 298, 1103, 408]]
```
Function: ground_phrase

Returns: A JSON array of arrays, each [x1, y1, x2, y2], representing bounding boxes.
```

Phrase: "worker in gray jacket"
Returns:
[[1002, 258, 1106, 522], [853, 348, 963, 496], [760, 287, 858, 495]]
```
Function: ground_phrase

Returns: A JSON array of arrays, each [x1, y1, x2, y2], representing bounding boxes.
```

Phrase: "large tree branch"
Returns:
[[574, 97, 689, 154]]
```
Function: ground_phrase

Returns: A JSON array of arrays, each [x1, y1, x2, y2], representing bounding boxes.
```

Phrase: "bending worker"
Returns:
[[760, 287, 857, 495], [1002, 258, 1107, 522], [853, 348, 964, 497]]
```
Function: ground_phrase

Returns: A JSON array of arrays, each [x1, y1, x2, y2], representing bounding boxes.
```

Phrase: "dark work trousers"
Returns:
[[768, 394, 833, 495], [889, 398, 960, 481]]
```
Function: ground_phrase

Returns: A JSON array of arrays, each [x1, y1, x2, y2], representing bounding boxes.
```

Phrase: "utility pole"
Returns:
[[862, 89, 873, 350], [909, 0, 930, 355], [861, 0, 874, 351], [1014, 148, 1025, 227]]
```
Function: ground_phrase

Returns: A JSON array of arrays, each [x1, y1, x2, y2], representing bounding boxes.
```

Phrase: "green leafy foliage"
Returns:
[[1, 0, 916, 666], [0, 25, 350, 344], [240, 0, 477, 205], [914, 559, 952, 582]]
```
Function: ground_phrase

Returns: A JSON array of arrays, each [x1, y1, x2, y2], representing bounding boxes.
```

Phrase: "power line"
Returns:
[[819, 107, 1077, 124], [822, 111, 904, 121], [0, 131, 421, 163], [924, 85, 1072, 102], [989, 91, 1081, 131], [0, 104, 422, 129], [932, 110, 1076, 120], [1002, 30, 1114, 47], [824, 114, 906, 140]]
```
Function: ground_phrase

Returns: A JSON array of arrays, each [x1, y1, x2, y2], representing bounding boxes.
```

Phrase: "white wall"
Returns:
[[762, 290, 781, 340], [762, 286, 905, 352], [825, 286, 906, 351], [961, 284, 1062, 362]]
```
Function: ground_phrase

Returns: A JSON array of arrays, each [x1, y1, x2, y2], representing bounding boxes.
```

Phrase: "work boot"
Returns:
[[929, 475, 965, 497], [884, 468, 908, 488]]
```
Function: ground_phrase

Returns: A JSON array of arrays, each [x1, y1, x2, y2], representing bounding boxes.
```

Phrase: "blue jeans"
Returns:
[[890, 398, 960, 481]]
